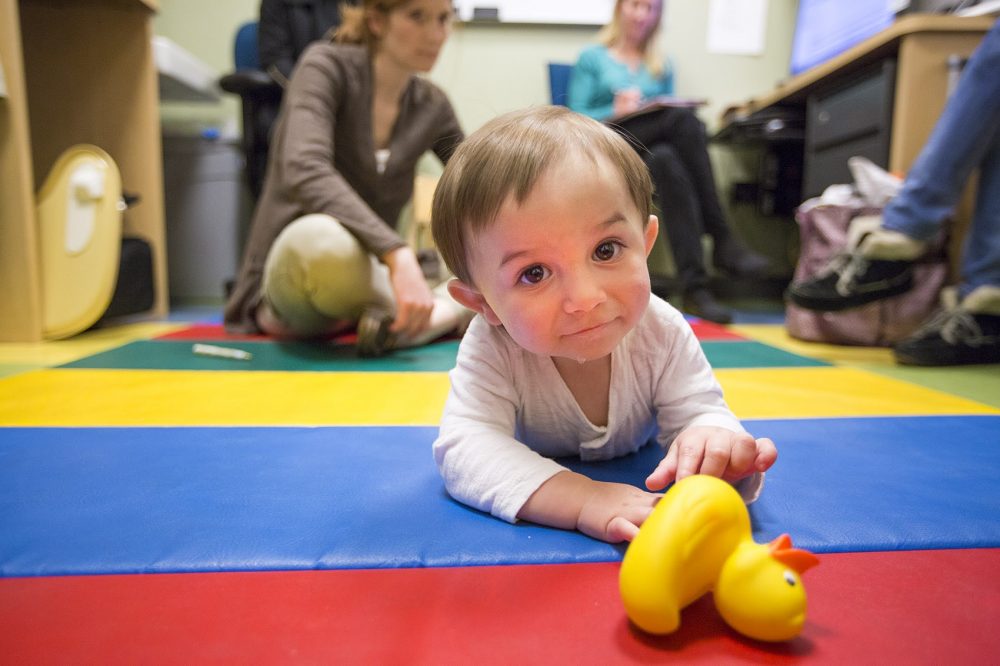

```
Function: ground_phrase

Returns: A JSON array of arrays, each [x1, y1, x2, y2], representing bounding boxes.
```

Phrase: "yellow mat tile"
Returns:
[[717, 366, 998, 419], [0, 322, 186, 366], [0, 369, 450, 426], [2, 365, 994, 428], [731, 325, 1000, 409]]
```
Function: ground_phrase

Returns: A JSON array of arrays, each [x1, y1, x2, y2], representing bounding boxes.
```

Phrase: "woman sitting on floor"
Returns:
[[225, 0, 469, 356]]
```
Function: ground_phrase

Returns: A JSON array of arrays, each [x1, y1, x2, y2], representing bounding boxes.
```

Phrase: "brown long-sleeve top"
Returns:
[[224, 42, 464, 333]]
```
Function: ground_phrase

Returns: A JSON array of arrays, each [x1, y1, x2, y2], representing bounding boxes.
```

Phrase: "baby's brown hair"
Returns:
[[431, 106, 654, 285]]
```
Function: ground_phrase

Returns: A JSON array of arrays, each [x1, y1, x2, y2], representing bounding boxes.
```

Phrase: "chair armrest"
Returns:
[[218, 69, 282, 99]]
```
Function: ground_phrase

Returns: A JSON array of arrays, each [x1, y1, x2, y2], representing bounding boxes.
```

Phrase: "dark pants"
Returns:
[[611, 107, 731, 292]]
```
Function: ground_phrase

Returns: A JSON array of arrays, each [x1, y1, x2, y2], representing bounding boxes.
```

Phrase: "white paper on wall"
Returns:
[[706, 0, 768, 56], [452, 0, 611, 25]]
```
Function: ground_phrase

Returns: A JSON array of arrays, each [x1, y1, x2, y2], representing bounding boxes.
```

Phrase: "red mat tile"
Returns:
[[158, 321, 746, 344], [2, 549, 996, 664], [155, 323, 358, 344], [688, 320, 747, 341]]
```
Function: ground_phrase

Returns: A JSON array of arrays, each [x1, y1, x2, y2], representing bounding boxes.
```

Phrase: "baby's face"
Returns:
[[466, 152, 658, 363]]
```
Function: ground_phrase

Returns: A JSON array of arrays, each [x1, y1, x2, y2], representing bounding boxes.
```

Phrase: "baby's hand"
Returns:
[[517, 471, 660, 544], [576, 480, 661, 543], [645, 426, 777, 491]]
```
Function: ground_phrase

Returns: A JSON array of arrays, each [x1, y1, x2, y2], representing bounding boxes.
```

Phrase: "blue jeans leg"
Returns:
[[882, 19, 1000, 263], [959, 127, 1000, 297]]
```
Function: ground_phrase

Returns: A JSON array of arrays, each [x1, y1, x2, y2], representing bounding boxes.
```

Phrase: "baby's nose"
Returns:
[[562, 273, 606, 312]]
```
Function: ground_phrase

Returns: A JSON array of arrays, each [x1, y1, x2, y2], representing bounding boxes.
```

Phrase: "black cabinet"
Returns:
[[803, 60, 897, 198]]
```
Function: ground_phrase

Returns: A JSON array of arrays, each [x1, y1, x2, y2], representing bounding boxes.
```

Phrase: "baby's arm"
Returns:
[[646, 426, 777, 491], [647, 301, 777, 496], [436, 322, 579, 523], [517, 471, 660, 543]]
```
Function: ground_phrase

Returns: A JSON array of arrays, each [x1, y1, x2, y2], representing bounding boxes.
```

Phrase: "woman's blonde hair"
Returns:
[[596, 0, 665, 78], [334, 0, 409, 48], [431, 106, 654, 286]]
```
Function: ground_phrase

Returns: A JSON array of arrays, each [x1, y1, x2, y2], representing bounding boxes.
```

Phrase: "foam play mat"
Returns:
[[1, 316, 998, 662]]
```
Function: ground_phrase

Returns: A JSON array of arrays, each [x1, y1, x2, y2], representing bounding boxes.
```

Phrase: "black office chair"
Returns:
[[218, 21, 283, 200]]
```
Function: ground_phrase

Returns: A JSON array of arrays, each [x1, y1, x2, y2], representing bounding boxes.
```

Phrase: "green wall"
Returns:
[[155, 1, 801, 275], [155, 0, 798, 135]]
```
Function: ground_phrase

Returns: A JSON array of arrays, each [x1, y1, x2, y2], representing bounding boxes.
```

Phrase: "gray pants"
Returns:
[[261, 214, 465, 342]]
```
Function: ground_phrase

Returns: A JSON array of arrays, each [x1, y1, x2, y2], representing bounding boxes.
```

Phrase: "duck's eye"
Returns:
[[783, 571, 797, 586]]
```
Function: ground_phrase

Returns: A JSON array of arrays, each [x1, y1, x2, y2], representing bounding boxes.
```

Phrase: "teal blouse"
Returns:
[[568, 44, 674, 121]]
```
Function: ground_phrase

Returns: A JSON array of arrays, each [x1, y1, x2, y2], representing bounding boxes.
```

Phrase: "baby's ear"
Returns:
[[447, 279, 502, 326], [644, 215, 659, 257]]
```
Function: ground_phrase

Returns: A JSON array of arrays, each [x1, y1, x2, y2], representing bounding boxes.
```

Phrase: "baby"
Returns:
[[430, 106, 776, 543]]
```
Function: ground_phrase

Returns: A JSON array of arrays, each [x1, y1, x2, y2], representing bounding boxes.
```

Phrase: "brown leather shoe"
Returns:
[[682, 288, 733, 324], [356, 306, 397, 358], [713, 237, 772, 278]]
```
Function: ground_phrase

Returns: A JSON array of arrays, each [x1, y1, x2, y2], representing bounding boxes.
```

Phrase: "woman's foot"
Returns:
[[356, 306, 397, 357], [682, 288, 733, 324], [787, 215, 926, 311], [356, 297, 473, 357], [713, 237, 772, 278], [893, 286, 1000, 366]]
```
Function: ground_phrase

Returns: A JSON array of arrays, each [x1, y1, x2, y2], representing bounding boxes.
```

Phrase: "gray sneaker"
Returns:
[[787, 252, 914, 311], [893, 308, 1000, 366]]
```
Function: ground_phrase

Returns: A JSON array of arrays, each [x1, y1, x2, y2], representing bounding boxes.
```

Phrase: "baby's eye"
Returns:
[[594, 240, 622, 261], [519, 265, 549, 285]]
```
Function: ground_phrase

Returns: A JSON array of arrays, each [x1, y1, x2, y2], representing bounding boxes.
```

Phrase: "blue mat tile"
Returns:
[[2, 415, 997, 577]]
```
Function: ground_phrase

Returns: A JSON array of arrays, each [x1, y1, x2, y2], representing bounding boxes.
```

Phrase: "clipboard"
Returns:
[[611, 96, 708, 123]]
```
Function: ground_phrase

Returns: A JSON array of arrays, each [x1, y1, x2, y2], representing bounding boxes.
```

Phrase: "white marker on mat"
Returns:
[[192, 343, 253, 361]]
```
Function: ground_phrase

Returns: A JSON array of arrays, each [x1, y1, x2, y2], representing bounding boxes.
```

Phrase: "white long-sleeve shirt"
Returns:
[[434, 295, 763, 522]]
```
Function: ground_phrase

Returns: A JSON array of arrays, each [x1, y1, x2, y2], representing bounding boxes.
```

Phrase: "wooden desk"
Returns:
[[0, 0, 167, 342], [718, 14, 993, 276], [731, 14, 992, 175]]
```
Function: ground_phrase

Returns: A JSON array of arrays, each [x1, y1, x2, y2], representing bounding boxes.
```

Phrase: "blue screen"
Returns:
[[790, 0, 897, 75]]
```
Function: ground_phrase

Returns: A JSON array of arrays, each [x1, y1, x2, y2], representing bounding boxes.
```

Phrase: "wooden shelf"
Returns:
[[0, 0, 167, 342]]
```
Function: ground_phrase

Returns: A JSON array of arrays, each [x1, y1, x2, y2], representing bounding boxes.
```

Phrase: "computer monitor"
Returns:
[[789, 0, 897, 76]]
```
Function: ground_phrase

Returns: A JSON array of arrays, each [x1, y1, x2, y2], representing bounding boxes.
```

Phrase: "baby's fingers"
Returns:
[[606, 516, 641, 543], [721, 433, 757, 480], [754, 437, 778, 471], [605, 494, 660, 542], [698, 430, 739, 478], [674, 438, 705, 481], [645, 450, 678, 490]]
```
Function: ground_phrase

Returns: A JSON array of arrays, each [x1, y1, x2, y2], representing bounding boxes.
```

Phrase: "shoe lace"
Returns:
[[913, 307, 985, 346], [822, 252, 869, 297]]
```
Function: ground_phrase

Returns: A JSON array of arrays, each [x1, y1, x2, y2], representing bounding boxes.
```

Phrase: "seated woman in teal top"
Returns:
[[570, 43, 675, 121], [568, 0, 770, 324]]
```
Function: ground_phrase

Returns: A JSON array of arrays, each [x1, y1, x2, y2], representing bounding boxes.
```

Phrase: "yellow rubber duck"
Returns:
[[620, 474, 819, 642]]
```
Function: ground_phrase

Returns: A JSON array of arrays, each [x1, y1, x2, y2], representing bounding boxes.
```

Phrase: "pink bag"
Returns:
[[784, 203, 949, 346]]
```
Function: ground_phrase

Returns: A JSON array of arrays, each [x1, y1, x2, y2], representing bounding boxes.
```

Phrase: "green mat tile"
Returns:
[[858, 363, 1000, 409], [58, 338, 828, 372], [60, 339, 463, 372], [701, 341, 830, 369]]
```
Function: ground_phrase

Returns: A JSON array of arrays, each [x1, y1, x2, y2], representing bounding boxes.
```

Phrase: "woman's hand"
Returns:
[[613, 87, 642, 117], [382, 246, 435, 339]]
